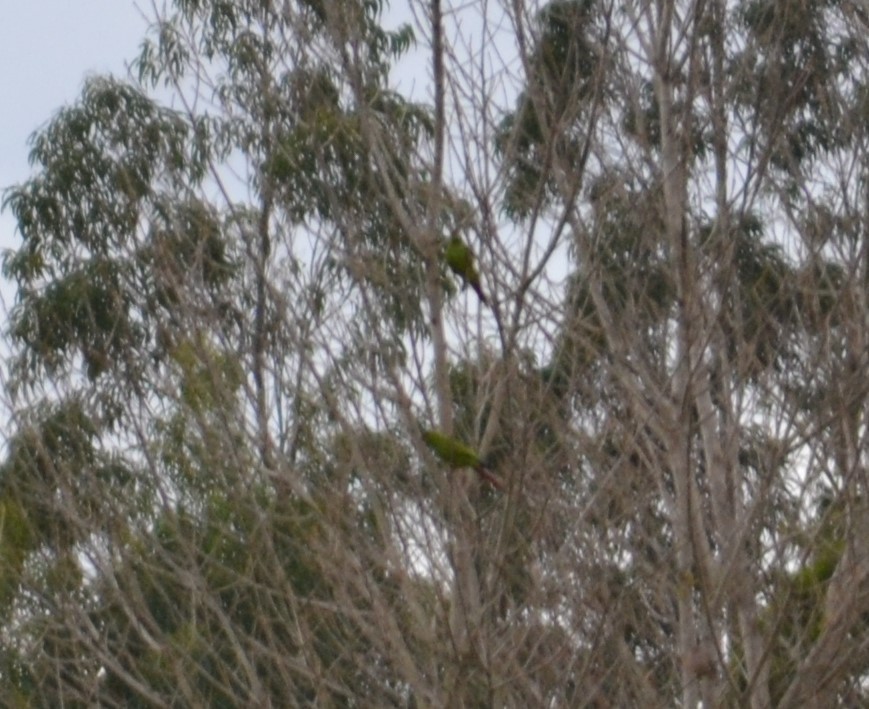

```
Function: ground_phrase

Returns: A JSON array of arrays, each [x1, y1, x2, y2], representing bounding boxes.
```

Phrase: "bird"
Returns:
[[444, 234, 488, 306], [421, 428, 504, 490]]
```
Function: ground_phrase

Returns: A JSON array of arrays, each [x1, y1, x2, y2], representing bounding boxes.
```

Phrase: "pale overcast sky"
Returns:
[[0, 0, 146, 307]]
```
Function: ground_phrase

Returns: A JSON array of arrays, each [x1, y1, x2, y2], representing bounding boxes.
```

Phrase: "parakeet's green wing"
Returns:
[[445, 237, 473, 275], [444, 236, 488, 305], [422, 429, 482, 468], [421, 429, 504, 489]]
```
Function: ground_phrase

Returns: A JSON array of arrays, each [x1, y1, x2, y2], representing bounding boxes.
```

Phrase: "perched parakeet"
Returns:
[[444, 234, 488, 305], [421, 429, 504, 489]]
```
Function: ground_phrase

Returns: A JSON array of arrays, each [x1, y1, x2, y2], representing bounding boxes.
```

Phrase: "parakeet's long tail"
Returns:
[[471, 281, 489, 306], [474, 464, 504, 490]]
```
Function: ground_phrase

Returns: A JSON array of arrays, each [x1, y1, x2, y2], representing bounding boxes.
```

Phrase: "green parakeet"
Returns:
[[445, 234, 488, 305], [421, 429, 504, 489]]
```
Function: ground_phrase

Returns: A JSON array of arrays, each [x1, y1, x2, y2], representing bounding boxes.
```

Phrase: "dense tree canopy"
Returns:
[[3, 0, 869, 706]]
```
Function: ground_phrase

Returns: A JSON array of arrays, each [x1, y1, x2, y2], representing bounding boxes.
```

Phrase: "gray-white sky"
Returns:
[[0, 0, 146, 309]]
